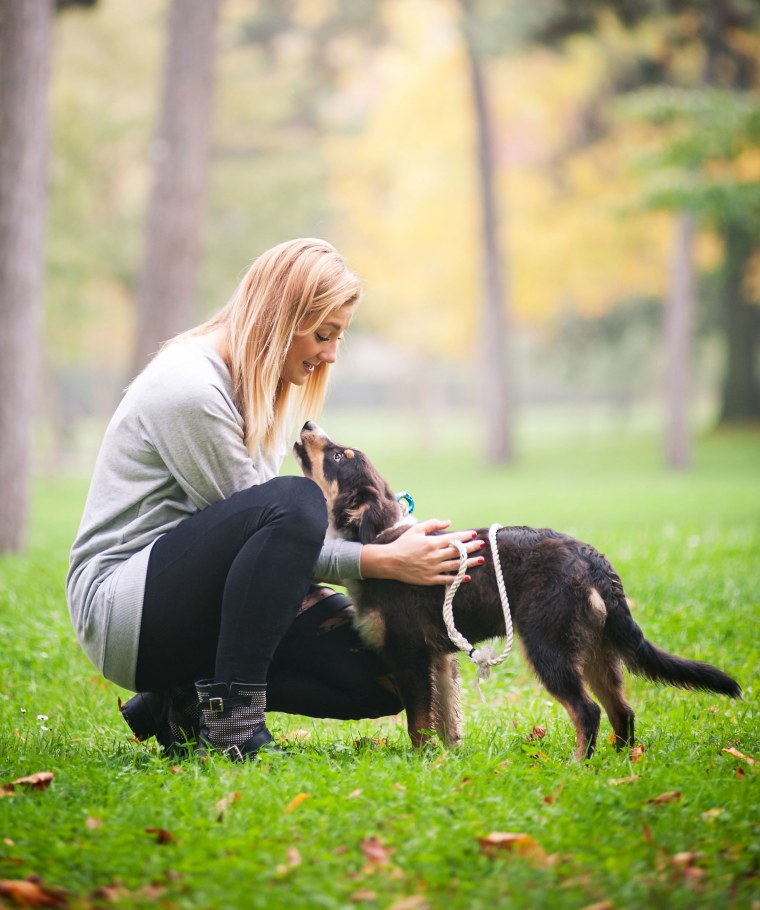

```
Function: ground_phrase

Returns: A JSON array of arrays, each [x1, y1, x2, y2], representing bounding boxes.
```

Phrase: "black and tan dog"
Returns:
[[294, 422, 741, 759]]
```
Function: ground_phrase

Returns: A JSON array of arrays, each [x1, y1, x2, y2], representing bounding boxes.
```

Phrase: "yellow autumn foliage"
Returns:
[[327, 0, 733, 358]]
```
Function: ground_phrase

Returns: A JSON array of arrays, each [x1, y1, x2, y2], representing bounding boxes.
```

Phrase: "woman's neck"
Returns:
[[203, 325, 231, 368]]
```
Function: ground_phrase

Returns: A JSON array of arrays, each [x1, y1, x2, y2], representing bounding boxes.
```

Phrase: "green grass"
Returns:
[[1, 420, 758, 909]]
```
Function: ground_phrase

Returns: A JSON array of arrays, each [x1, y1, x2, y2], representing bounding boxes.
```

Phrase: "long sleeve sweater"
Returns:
[[66, 340, 363, 690]]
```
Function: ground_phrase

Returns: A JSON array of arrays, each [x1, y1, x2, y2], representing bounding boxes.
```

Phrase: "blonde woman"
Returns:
[[67, 239, 482, 761]]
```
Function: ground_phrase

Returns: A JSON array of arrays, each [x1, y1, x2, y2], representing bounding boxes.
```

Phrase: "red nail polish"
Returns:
[[479, 540, 486, 549], [464, 575, 471, 583], [477, 557, 485, 565]]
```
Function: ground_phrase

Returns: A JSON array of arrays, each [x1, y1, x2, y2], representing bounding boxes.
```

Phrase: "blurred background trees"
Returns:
[[1, 0, 758, 550]]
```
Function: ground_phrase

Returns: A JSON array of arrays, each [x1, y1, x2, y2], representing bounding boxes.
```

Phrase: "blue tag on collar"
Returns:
[[395, 491, 415, 515]]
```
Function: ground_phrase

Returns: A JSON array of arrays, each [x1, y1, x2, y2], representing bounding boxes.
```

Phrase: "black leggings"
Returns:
[[135, 476, 401, 719]]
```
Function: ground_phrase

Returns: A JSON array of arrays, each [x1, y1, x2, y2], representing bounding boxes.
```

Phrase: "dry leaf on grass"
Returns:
[[387, 897, 429, 910], [215, 791, 241, 821], [0, 878, 68, 908], [647, 791, 682, 806], [0, 772, 54, 797], [360, 836, 394, 865], [284, 792, 311, 814], [630, 745, 646, 763], [478, 832, 546, 863], [722, 747, 757, 766], [274, 847, 302, 878], [144, 827, 173, 844], [349, 889, 377, 903], [610, 775, 640, 786]]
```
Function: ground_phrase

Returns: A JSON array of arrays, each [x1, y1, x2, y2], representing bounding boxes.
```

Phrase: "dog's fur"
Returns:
[[294, 422, 741, 759]]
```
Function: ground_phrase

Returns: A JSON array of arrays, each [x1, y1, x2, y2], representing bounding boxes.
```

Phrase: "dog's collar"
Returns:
[[390, 516, 418, 532]]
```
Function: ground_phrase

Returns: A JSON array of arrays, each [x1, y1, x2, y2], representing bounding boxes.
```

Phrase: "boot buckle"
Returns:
[[209, 696, 224, 713]]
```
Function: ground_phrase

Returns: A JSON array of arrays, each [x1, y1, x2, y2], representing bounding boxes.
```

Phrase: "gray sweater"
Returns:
[[66, 341, 363, 690]]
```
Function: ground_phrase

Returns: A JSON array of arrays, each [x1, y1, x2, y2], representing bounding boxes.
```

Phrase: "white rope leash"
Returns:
[[442, 523, 514, 699]]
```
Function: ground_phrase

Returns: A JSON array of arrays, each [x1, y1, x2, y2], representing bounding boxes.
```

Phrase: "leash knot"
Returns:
[[442, 524, 514, 701]]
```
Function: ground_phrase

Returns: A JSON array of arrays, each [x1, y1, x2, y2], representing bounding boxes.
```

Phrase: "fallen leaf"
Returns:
[[722, 747, 757, 766], [89, 884, 126, 902], [169, 765, 185, 775], [610, 775, 640, 786], [215, 791, 241, 821], [274, 846, 302, 878], [701, 808, 724, 821], [478, 832, 546, 863], [1, 772, 54, 797], [682, 866, 706, 885], [543, 781, 565, 804], [348, 789, 362, 799], [360, 836, 394, 865], [286, 729, 311, 741], [648, 791, 682, 806], [528, 725, 547, 741], [387, 897, 428, 910], [84, 817, 102, 830], [284, 793, 311, 814], [672, 851, 702, 867], [630, 745, 646, 763], [642, 824, 653, 843], [144, 827, 173, 844], [349, 889, 377, 903], [0, 878, 68, 908]]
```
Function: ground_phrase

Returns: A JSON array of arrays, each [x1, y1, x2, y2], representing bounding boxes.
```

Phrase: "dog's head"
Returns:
[[293, 422, 403, 543]]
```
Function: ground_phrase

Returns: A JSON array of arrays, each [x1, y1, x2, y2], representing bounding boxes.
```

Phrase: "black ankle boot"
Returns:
[[120, 686, 201, 756], [120, 691, 168, 741], [195, 680, 281, 762]]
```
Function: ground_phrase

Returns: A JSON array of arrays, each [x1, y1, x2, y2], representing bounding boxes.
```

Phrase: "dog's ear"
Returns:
[[357, 499, 392, 544]]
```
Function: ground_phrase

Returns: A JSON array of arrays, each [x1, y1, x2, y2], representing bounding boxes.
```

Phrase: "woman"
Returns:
[[67, 238, 482, 761]]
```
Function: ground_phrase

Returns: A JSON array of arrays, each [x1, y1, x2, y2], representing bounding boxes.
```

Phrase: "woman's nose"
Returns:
[[319, 342, 338, 363]]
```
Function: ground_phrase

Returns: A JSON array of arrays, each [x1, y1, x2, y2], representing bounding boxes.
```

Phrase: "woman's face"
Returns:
[[282, 303, 356, 386]]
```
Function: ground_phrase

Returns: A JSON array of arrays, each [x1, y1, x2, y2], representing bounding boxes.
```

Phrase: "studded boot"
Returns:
[[195, 680, 280, 761]]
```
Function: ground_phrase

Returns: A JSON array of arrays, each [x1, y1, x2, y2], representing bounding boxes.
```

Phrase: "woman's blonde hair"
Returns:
[[176, 238, 361, 458]]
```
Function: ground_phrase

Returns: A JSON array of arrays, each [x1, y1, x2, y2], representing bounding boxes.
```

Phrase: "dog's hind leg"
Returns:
[[431, 653, 462, 747], [528, 652, 602, 760], [584, 654, 635, 749]]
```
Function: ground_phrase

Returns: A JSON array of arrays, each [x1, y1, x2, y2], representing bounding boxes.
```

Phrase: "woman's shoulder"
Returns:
[[131, 341, 235, 413]]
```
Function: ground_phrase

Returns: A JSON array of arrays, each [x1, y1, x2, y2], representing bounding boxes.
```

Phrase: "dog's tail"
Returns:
[[605, 600, 742, 698]]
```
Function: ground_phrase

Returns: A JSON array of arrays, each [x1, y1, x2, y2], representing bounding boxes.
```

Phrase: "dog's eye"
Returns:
[[332, 451, 343, 462]]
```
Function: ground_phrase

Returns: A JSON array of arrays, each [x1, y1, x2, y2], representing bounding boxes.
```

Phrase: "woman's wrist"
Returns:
[[359, 543, 395, 580]]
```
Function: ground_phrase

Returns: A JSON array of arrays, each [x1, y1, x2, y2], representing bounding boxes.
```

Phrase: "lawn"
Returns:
[[0, 417, 757, 909]]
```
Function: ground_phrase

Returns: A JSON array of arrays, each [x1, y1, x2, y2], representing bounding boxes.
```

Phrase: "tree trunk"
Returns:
[[458, 0, 514, 464], [719, 220, 759, 423], [132, 0, 221, 375], [664, 211, 695, 469], [0, 0, 54, 553]]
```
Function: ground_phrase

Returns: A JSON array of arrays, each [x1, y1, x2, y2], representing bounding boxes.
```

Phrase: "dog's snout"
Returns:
[[302, 421, 316, 432]]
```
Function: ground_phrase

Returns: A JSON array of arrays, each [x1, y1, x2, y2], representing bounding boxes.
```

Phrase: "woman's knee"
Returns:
[[263, 476, 327, 540]]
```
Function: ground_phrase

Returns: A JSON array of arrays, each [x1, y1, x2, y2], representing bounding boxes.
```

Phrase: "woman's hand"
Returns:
[[359, 519, 485, 586]]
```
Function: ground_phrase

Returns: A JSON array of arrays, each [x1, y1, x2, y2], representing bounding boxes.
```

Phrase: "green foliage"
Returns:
[[619, 87, 760, 229], [1, 426, 758, 908]]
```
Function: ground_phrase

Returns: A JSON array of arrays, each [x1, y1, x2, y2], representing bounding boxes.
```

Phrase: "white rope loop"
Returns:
[[442, 523, 513, 699]]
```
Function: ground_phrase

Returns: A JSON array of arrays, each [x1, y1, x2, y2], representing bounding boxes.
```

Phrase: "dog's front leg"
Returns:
[[432, 653, 462, 747], [382, 644, 436, 748]]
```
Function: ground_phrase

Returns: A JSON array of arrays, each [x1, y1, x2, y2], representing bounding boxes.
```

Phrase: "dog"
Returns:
[[293, 422, 741, 759]]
